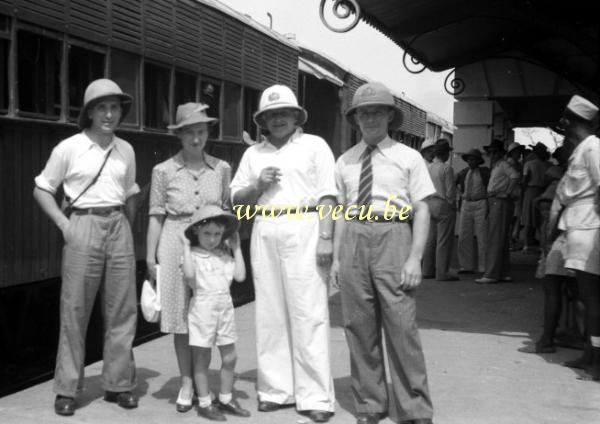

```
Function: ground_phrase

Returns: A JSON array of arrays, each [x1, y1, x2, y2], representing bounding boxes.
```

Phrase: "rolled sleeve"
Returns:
[[314, 138, 337, 200], [149, 167, 167, 216], [34, 145, 68, 194], [230, 150, 253, 203], [409, 156, 436, 203]]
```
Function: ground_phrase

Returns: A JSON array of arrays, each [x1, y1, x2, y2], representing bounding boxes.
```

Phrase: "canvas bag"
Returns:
[[141, 265, 161, 323]]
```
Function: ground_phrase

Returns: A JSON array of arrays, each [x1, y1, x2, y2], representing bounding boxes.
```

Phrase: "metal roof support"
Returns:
[[319, 0, 361, 33]]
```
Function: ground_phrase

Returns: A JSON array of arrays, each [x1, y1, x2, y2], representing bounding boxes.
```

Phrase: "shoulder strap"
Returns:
[[66, 148, 113, 208]]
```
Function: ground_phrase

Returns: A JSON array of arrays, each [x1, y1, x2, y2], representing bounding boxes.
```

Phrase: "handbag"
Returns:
[[62, 148, 113, 216], [141, 265, 161, 323]]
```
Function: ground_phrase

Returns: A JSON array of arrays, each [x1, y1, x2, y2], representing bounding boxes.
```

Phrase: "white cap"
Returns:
[[566, 95, 599, 121]]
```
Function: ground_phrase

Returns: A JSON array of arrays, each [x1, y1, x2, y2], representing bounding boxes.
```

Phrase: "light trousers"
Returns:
[[251, 214, 334, 412], [53, 212, 137, 397], [458, 199, 487, 273], [423, 197, 456, 279]]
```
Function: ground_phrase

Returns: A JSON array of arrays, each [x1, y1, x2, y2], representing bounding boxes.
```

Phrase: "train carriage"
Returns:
[[0, 0, 298, 396]]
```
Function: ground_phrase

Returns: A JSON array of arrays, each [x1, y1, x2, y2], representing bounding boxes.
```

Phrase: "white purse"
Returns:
[[141, 265, 161, 323]]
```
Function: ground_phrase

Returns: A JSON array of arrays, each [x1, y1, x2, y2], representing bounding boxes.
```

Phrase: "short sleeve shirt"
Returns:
[[149, 152, 231, 217], [335, 136, 436, 213], [230, 129, 337, 207], [34, 132, 140, 207], [487, 159, 520, 196], [556, 135, 600, 230]]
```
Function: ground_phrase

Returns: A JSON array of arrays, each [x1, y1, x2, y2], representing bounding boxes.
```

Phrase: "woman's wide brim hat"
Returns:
[[184, 205, 240, 244], [253, 85, 308, 128], [168, 102, 218, 130], [345, 82, 403, 131], [78, 79, 132, 130], [461, 148, 484, 165]]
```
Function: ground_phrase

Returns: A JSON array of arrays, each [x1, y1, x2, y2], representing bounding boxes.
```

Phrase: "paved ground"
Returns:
[[1, 253, 599, 424]]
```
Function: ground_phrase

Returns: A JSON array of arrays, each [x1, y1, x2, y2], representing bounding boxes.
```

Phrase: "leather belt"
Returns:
[[72, 206, 123, 216]]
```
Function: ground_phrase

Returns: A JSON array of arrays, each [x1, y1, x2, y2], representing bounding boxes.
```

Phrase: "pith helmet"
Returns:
[[253, 85, 308, 128], [345, 82, 403, 130], [420, 138, 436, 152], [168, 103, 217, 131], [78, 79, 132, 130]]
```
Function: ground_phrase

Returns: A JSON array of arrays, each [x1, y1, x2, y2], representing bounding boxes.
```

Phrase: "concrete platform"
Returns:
[[1, 253, 599, 423]]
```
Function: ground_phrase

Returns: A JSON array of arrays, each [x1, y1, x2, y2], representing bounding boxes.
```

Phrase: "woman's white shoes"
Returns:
[[176, 388, 194, 413]]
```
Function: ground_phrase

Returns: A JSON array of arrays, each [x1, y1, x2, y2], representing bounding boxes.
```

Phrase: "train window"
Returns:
[[200, 78, 221, 139], [17, 30, 61, 118], [0, 39, 8, 113], [68, 45, 105, 120], [144, 62, 170, 130], [223, 82, 241, 139], [0, 16, 8, 113], [110, 49, 140, 126], [243, 87, 260, 141], [174, 70, 196, 120]]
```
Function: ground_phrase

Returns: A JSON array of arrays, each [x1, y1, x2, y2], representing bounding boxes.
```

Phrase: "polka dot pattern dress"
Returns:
[[149, 151, 231, 334]]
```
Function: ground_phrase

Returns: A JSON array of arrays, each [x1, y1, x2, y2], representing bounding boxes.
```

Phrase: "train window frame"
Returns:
[[16, 24, 63, 120], [222, 81, 242, 142], [242, 86, 260, 142], [67, 39, 106, 122], [0, 15, 10, 114], [173, 68, 198, 123], [109, 48, 141, 128], [199, 76, 222, 140], [143, 60, 171, 132]]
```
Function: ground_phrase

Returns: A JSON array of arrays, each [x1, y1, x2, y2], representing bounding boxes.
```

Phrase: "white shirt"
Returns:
[[230, 129, 337, 207], [35, 132, 140, 208], [335, 136, 435, 213], [190, 249, 234, 295], [428, 157, 456, 204], [556, 135, 600, 230]]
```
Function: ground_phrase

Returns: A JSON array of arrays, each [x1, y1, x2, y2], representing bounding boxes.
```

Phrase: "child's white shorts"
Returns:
[[188, 293, 237, 347]]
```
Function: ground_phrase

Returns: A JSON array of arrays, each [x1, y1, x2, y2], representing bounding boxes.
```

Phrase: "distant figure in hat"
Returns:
[[33, 79, 140, 415], [332, 82, 434, 424], [423, 138, 460, 281], [146, 102, 231, 413], [475, 139, 520, 284], [521, 142, 551, 252], [549, 95, 600, 380], [456, 148, 490, 274], [178, 205, 250, 420], [420, 138, 436, 163], [231, 84, 336, 422]]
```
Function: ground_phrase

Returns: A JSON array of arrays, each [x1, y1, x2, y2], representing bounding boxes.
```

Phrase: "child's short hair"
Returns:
[[188, 216, 229, 247]]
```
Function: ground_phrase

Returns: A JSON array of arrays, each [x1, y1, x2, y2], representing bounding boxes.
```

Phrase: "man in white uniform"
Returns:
[[550, 95, 600, 380], [230, 85, 336, 423]]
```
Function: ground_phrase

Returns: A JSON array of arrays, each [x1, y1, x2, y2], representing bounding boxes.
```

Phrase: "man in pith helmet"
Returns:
[[230, 84, 336, 422], [34, 78, 140, 416], [332, 81, 435, 424]]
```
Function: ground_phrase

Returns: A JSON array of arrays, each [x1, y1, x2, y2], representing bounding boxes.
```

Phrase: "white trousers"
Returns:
[[251, 214, 335, 412], [458, 199, 487, 273]]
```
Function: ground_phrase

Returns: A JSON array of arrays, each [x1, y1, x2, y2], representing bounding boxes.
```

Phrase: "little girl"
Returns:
[[179, 205, 249, 421]]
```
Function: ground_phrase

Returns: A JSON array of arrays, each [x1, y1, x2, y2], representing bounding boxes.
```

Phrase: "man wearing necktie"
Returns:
[[331, 82, 435, 424], [456, 148, 490, 273]]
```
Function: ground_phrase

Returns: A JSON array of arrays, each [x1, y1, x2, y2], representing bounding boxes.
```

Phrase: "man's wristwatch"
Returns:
[[319, 232, 333, 240]]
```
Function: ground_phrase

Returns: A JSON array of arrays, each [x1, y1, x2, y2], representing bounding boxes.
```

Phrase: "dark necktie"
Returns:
[[356, 144, 376, 207]]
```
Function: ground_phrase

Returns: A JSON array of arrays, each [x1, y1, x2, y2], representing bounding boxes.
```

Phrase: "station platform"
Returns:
[[1, 253, 599, 424]]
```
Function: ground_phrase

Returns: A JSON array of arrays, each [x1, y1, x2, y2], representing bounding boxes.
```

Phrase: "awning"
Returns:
[[298, 57, 344, 87]]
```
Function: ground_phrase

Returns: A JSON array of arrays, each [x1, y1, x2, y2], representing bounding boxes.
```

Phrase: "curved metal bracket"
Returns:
[[402, 50, 427, 74], [319, 0, 361, 33], [444, 69, 465, 96]]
